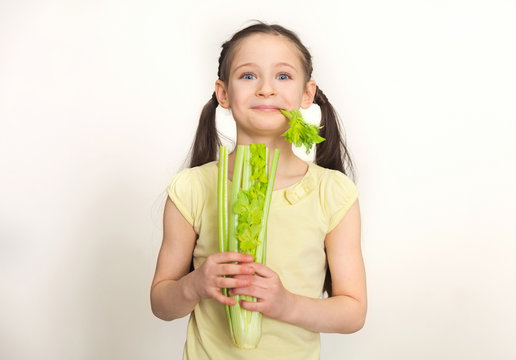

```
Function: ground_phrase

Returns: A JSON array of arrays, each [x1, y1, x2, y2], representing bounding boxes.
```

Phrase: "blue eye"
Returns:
[[242, 73, 256, 80], [277, 73, 291, 80]]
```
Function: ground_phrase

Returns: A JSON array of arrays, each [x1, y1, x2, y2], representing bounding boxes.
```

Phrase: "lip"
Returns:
[[251, 105, 280, 112]]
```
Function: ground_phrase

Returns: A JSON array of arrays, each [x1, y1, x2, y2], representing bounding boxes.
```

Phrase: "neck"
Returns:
[[227, 134, 308, 186], [236, 132, 291, 152]]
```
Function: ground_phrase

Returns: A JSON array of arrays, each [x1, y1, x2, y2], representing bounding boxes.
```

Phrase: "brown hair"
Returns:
[[189, 21, 355, 296]]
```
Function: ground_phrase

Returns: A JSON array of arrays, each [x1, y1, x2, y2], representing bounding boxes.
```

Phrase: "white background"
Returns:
[[1, 0, 515, 359]]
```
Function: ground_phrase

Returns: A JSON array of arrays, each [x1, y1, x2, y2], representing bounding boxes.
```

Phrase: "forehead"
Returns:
[[230, 33, 303, 69]]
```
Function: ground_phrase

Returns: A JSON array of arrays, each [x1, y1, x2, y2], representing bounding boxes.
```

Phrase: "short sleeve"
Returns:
[[167, 167, 205, 232], [322, 170, 359, 232]]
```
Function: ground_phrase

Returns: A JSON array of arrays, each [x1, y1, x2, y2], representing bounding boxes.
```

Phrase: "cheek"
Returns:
[[278, 85, 305, 105], [230, 89, 254, 107], [227, 83, 246, 103], [228, 92, 243, 107], [277, 81, 304, 96]]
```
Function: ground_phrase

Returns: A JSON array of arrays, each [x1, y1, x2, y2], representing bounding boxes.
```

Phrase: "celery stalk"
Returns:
[[258, 149, 279, 265], [217, 145, 228, 253], [217, 146, 233, 339], [227, 145, 246, 344], [217, 144, 279, 349], [239, 146, 254, 325]]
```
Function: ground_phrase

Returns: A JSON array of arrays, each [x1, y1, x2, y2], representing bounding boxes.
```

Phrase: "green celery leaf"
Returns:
[[280, 109, 325, 154]]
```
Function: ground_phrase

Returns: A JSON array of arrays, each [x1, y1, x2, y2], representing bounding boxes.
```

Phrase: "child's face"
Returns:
[[215, 33, 316, 138]]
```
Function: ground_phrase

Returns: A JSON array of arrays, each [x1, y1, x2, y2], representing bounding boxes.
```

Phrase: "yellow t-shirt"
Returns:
[[168, 161, 358, 360]]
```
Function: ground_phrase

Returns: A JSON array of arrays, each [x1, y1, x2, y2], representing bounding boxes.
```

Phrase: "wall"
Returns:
[[1, 0, 515, 359]]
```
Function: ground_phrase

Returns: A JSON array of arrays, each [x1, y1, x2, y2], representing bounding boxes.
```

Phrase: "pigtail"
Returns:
[[314, 86, 355, 298], [314, 86, 355, 179], [189, 92, 221, 168]]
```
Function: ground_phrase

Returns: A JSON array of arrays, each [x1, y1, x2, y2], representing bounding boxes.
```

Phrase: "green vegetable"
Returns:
[[218, 143, 280, 349], [217, 109, 321, 348], [280, 109, 325, 153]]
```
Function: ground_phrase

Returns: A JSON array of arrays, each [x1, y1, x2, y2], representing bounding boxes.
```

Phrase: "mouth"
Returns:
[[251, 105, 280, 112]]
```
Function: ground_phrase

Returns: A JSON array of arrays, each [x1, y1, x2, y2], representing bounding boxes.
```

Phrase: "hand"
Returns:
[[189, 252, 255, 306], [229, 263, 295, 320]]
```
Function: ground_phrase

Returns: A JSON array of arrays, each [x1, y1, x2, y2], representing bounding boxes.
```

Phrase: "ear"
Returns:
[[300, 80, 317, 109], [215, 80, 230, 109]]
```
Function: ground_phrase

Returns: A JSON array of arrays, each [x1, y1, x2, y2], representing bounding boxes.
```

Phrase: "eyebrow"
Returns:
[[232, 62, 298, 72]]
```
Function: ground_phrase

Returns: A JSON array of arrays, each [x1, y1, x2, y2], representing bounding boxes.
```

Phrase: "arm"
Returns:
[[233, 199, 366, 333], [150, 198, 255, 321], [288, 198, 367, 333]]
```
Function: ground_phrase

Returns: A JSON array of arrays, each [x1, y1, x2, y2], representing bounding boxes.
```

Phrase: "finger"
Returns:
[[229, 285, 265, 299], [211, 252, 254, 264], [212, 291, 237, 306], [232, 274, 254, 280], [216, 264, 255, 276], [217, 276, 251, 289], [239, 299, 262, 312], [248, 262, 276, 278], [232, 274, 268, 290]]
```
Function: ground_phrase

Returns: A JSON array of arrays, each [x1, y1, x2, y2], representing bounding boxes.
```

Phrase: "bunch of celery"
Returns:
[[218, 143, 280, 349], [217, 109, 324, 349]]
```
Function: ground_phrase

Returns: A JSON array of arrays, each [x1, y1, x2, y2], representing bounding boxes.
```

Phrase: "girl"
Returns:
[[151, 22, 366, 359]]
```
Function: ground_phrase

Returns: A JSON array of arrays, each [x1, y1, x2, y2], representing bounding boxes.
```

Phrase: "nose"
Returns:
[[256, 79, 276, 98]]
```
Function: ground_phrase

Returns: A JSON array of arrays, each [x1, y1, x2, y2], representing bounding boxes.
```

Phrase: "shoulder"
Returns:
[[309, 162, 358, 196], [309, 162, 359, 232], [166, 161, 217, 225], [169, 161, 218, 189]]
